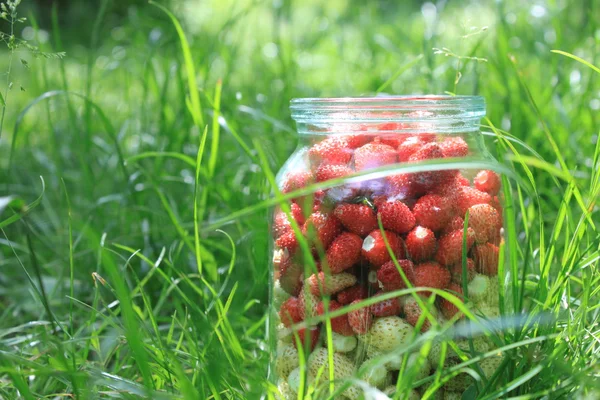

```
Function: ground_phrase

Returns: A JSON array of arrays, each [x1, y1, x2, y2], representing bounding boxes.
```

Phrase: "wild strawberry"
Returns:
[[367, 316, 413, 351], [456, 186, 492, 216], [354, 141, 398, 171], [317, 300, 354, 336], [467, 204, 502, 244], [282, 171, 314, 194], [293, 325, 320, 353], [302, 211, 343, 251], [337, 284, 369, 305], [371, 291, 402, 317], [308, 348, 355, 381], [412, 262, 451, 296], [397, 136, 428, 162], [315, 163, 353, 182], [456, 174, 471, 186], [472, 243, 499, 276], [474, 170, 501, 196], [377, 200, 416, 234], [308, 137, 352, 167], [275, 230, 300, 255], [449, 258, 476, 284], [333, 203, 378, 237], [413, 194, 453, 232], [278, 257, 304, 296], [280, 297, 303, 327], [408, 143, 454, 192], [323, 232, 363, 273], [405, 226, 436, 262], [273, 203, 305, 238], [276, 342, 299, 379], [331, 331, 358, 353], [307, 271, 357, 296], [490, 195, 503, 220], [403, 295, 437, 332], [345, 134, 370, 149], [385, 173, 419, 199], [467, 274, 493, 302], [441, 216, 465, 236], [348, 299, 373, 334], [435, 228, 476, 266], [377, 260, 415, 291], [298, 288, 320, 320], [439, 137, 469, 158], [362, 230, 406, 267], [439, 283, 464, 320]]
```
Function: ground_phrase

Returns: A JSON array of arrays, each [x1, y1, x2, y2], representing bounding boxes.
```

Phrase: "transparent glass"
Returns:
[[269, 96, 512, 399]]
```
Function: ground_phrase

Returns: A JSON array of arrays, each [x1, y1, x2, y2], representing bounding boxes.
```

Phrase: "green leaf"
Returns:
[[0, 196, 24, 217], [0, 91, 5, 106], [20, 58, 29, 69]]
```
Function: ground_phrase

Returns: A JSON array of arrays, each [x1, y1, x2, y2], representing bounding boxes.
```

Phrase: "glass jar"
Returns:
[[270, 96, 513, 399]]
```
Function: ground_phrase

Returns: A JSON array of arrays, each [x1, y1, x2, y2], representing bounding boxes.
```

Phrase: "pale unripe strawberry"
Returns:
[[286, 366, 311, 395], [360, 362, 389, 388], [273, 279, 291, 309], [388, 352, 431, 381], [477, 302, 501, 319], [443, 392, 463, 400], [382, 387, 420, 400], [276, 323, 293, 343], [367, 316, 413, 352], [479, 355, 504, 378], [276, 379, 295, 400], [444, 368, 473, 392], [307, 271, 357, 296], [276, 342, 299, 379], [307, 348, 356, 381], [467, 273, 492, 302], [298, 288, 320, 320], [331, 331, 358, 353]]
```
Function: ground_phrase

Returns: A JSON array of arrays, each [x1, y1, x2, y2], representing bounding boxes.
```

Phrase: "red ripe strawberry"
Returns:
[[323, 184, 361, 204], [439, 137, 469, 158], [294, 325, 320, 353], [309, 137, 352, 167], [307, 271, 357, 296], [397, 136, 428, 162], [362, 230, 406, 267], [472, 243, 500, 276], [303, 211, 343, 250], [413, 194, 453, 232], [377, 260, 415, 291], [436, 228, 476, 266], [317, 300, 354, 336], [386, 173, 419, 199], [456, 174, 471, 187], [280, 297, 303, 327], [467, 204, 502, 244], [405, 226, 436, 262], [354, 141, 397, 171], [456, 186, 492, 216], [316, 164, 353, 182], [490, 196, 503, 220], [275, 230, 300, 255], [345, 134, 370, 149], [337, 284, 368, 305], [409, 143, 455, 191], [333, 204, 378, 237], [439, 283, 464, 320], [412, 262, 451, 296], [278, 257, 304, 296], [403, 296, 434, 332], [282, 171, 314, 194], [348, 299, 373, 334], [325, 232, 363, 273], [474, 170, 501, 196], [377, 200, 416, 234], [449, 258, 476, 284], [273, 203, 305, 238], [441, 216, 465, 237], [371, 291, 402, 317]]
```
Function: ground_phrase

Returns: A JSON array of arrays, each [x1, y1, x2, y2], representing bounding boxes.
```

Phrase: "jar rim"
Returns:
[[290, 95, 486, 123]]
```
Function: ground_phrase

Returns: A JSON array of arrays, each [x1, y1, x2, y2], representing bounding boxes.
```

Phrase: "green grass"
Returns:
[[0, 0, 599, 398]]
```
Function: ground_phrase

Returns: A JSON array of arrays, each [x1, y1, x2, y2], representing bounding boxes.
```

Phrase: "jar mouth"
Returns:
[[290, 95, 486, 124]]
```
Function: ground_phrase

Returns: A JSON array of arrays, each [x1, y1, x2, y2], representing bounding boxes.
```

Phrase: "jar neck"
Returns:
[[290, 96, 485, 136]]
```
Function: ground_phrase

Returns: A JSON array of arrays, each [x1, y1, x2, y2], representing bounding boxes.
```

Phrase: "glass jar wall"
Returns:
[[270, 96, 511, 399]]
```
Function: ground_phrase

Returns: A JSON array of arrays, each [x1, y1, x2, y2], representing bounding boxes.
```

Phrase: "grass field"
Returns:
[[0, 0, 599, 398]]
